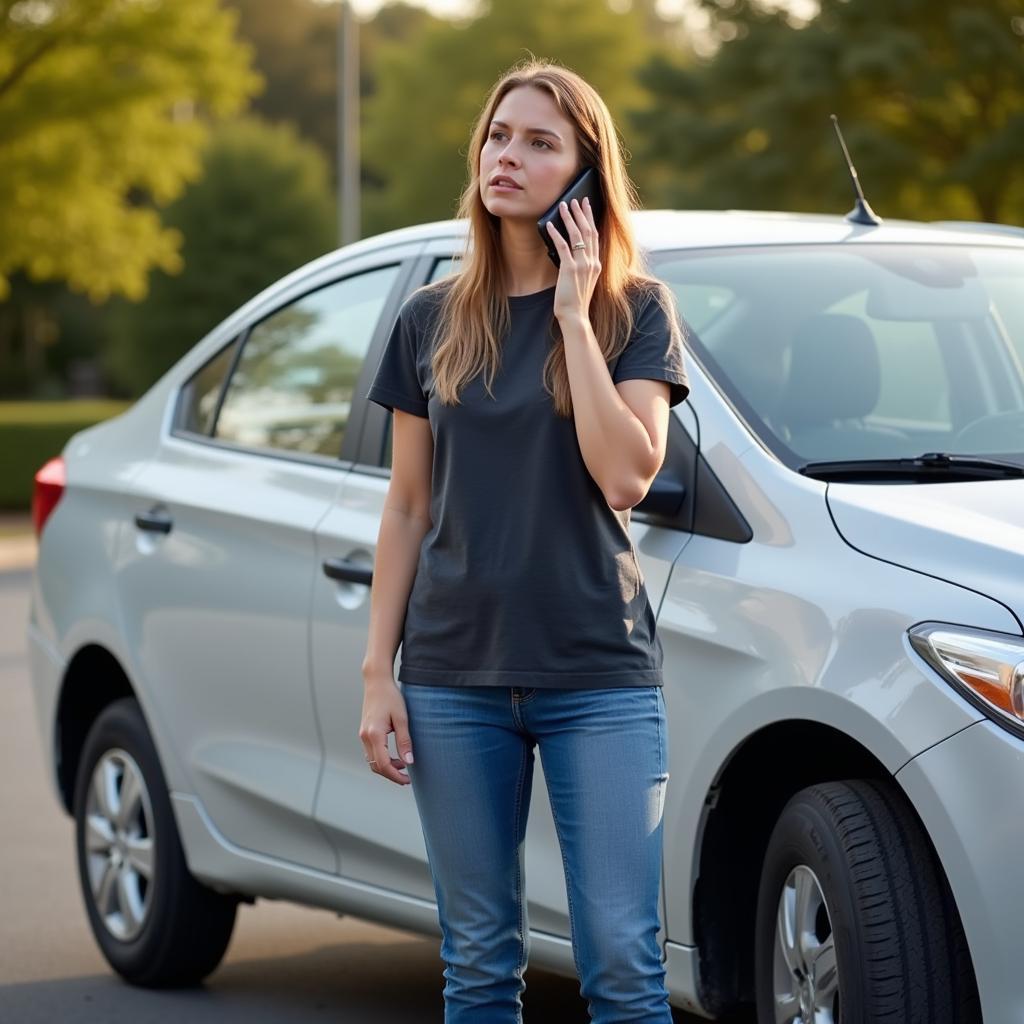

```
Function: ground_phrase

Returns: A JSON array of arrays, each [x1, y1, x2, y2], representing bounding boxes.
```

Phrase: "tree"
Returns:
[[228, 0, 437, 184], [360, 0, 674, 236], [102, 117, 338, 396], [632, 0, 1024, 224], [0, 0, 263, 302]]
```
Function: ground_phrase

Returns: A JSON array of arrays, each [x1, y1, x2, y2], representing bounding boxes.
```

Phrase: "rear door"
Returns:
[[116, 250, 417, 871], [309, 247, 457, 900]]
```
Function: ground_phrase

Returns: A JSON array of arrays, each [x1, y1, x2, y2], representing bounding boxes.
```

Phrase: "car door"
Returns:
[[310, 246, 697, 932], [116, 255, 411, 872], [308, 249, 454, 901]]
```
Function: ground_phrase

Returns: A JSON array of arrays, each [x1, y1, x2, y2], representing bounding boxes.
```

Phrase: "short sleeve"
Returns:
[[611, 286, 691, 408], [366, 298, 430, 418]]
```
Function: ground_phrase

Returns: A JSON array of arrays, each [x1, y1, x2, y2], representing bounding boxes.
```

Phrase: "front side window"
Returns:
[[653, 243, 1024, 470], [429, 257, 460, 284], [214, 265, 401, 457]]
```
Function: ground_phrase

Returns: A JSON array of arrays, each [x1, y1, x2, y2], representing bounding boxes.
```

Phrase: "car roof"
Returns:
[[328, 208, 1024, 262]]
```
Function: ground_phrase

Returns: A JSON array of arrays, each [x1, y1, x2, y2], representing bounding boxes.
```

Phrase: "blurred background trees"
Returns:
[[0, 0, 262, 397], [635, 0, 1024, 223], [101, 117, 338, 395], [360, 0, 677, 234], [0, 0, 1022, 403], [0, 0, 262, 303]]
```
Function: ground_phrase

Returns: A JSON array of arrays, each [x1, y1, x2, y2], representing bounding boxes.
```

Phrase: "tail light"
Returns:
[[32, 456, 66, 538]]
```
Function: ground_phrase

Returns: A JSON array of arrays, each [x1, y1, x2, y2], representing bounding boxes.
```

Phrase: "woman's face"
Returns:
[[479, 85, 581, 223]]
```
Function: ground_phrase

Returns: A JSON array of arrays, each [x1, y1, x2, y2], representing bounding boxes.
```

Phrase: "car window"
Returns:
[[652, 243, 1024, 467], [179, 338, 238, 435], [214, 265, 401, 457], [987, 278, 1024, 366], [661, 282, 737, 337], [824, 289, 951, 430], [429, 257, 460, 284]]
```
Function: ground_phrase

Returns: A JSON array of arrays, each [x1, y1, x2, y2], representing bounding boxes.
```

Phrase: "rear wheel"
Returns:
[[754, 779, 980, 1024], [74, 697, 239, 987]]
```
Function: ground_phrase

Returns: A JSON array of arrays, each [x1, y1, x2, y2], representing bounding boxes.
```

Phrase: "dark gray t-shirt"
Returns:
[[366, 280, 690, 689]]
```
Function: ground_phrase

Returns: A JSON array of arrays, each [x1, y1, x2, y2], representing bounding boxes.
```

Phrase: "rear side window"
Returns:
[[213, 265, 401, 457], [179, 339, 237, 435]]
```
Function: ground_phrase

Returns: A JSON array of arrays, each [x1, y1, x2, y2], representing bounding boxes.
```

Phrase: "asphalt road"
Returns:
[[0, 567, 715, 1023]]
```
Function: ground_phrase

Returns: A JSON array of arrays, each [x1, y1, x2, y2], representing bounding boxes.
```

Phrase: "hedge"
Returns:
[[0, 401, 133, 511]]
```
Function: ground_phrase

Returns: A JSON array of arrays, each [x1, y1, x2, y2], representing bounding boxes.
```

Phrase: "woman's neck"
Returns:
[[499, 219, 559, 295]]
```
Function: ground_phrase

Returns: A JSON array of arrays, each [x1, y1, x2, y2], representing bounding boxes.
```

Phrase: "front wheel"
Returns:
[[754, 779, 980, 1024], [73, 697, 239, 987]]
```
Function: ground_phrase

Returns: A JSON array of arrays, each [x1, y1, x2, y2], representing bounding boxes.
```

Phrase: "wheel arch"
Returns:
[[55, 644, 138, 814], [691, 718, 975, 1017]]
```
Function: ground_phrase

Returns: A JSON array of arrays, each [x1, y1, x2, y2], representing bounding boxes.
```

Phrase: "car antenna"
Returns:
[[830, 114, 882, 226]]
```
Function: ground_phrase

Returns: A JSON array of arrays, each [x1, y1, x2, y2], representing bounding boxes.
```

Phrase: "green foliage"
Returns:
[[360, 0, 670, 235], [633, 0, 1024, 223], [0, 0, 263, 302], [0, 398, 128, 423], [101, 116, 338, 396], [229, 0, 438, 177], [0, 399, 130, 510], [229, 0, 682, 226], [7, 0, 1023, 406], [0, 273, 113, 399]]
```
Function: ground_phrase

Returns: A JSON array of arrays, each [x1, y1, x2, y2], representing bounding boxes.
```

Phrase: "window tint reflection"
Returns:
[[215, 265, 400, 457], [181, 340, 237, 435]]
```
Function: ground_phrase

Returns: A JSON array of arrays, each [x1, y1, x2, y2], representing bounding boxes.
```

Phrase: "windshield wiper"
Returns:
[[798, 451, 1024, 481]]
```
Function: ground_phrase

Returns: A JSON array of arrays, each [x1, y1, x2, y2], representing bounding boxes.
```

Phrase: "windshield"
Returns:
[[653, 243, 1024, 471]]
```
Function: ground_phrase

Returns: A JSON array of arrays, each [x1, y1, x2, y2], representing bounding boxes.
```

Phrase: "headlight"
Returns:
[[908, 622, 1024, 737]]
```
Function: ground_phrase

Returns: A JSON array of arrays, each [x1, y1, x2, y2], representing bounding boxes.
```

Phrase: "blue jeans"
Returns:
[[401, 682, 673, 1024]]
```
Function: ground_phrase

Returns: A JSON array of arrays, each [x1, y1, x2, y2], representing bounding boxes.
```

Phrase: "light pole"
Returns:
[[336, 0, 360, 245]]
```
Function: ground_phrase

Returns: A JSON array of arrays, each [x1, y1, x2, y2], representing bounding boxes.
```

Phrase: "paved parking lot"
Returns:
[[0, 563, 712, 1022]]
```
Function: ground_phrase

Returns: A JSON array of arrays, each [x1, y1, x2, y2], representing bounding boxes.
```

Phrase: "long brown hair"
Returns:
[[420, 57, 682, 419]]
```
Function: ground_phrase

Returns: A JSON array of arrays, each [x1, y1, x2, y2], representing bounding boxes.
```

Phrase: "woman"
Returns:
[[360, 57, 689, 1024]]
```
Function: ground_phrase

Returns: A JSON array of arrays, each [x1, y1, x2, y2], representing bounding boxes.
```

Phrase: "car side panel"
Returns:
[[658, 413, 1015, 949]]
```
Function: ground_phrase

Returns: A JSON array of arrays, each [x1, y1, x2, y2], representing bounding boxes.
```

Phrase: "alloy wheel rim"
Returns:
[[772, 863, 840, 1023], [83, 748, 156, 941]]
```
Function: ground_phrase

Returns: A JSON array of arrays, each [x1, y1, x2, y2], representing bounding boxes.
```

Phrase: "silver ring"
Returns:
[[571, 242, 586, 251]]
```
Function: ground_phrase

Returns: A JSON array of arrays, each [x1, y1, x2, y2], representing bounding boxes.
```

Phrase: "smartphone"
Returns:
[[536, 165, 604, 268]]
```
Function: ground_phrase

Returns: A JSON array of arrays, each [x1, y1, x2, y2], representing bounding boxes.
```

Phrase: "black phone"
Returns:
[[536, 166, 604, 268]]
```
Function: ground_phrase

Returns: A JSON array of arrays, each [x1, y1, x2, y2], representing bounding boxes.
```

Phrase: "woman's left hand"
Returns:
[[546, 196, 601, 325]]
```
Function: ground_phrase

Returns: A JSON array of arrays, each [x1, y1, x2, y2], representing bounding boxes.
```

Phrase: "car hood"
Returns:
[[826, 478, 1024, 626]]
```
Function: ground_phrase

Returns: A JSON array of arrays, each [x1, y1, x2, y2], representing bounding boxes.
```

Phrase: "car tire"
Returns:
[[754, 778, 980, 1024], [73, 696, 239, 987]]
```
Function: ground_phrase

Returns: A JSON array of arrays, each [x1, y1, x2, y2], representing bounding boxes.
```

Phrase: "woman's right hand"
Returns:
[[359, 674, 415, 786]]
